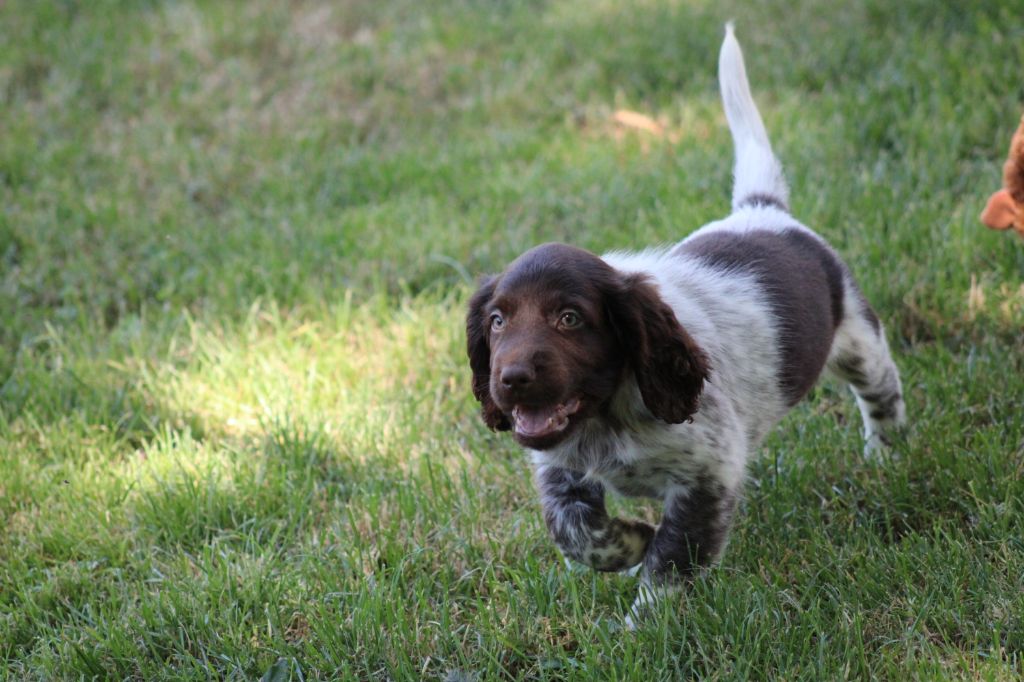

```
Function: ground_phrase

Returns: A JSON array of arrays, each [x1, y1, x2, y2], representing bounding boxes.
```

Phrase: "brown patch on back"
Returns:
[[678, 228, 846, 405]]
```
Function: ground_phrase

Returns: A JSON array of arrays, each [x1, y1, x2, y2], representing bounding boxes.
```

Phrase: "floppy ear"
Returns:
[[466, 276, 511, 431], [980, 189, 1017, 230], [607, 274, 710, 423]]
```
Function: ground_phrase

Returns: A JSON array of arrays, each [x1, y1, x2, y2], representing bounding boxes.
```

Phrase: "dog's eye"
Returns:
[[490, 313, 505, 332], [559, 310, 583, 329]]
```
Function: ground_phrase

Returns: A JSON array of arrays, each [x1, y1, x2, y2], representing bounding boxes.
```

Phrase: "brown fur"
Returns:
[[677, 228, 847, 405], [606, 274, 710, 423], [981, 114, 1024, 237], [466, 276, 510, 431], [466, 243, 709, 450], [1005, 114, 1024, 206]]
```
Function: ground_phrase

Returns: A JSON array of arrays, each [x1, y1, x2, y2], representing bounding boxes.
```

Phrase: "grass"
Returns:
[[2, 0, 1024, 678]]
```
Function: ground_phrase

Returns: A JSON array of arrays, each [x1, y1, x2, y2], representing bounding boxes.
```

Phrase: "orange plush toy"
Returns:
[[981, 114, 1024, 238]]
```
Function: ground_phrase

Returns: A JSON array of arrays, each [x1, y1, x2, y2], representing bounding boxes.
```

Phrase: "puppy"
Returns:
[[465, 24, 905, 622]]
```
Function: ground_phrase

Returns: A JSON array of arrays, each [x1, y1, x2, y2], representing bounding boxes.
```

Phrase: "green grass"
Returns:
[[2, 0, 1024, 678]]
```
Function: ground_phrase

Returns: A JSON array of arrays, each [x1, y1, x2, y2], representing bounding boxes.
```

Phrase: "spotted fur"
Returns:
[[465, 24, 905, 624]]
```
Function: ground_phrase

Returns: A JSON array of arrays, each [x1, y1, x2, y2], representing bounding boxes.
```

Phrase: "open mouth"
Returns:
[[511, 398, 582, 439]]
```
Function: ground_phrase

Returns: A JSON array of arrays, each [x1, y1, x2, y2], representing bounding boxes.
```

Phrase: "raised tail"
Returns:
[[718, 22, 789, 213]]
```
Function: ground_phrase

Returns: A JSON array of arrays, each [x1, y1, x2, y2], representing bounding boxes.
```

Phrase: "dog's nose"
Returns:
[[500, 363, 535, 390]]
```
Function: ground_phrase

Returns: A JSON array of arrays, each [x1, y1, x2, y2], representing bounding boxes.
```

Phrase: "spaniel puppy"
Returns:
[[466, 24, 905, 623]]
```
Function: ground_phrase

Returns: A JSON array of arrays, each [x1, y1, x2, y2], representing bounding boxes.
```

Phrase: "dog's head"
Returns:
[[466, 243, 710, 450]]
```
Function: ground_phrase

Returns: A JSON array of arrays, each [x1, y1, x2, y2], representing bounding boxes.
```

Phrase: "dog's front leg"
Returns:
[[627, 479, 738, 626], [643, 479, 737, 579], [535, 465, 654, 572]]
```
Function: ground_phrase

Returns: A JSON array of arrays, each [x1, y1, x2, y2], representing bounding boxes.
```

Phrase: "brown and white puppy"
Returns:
[[466, 24, 905, 624]]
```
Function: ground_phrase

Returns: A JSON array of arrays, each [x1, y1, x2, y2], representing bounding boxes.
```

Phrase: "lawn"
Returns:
[[2, 0, 1023, 679]]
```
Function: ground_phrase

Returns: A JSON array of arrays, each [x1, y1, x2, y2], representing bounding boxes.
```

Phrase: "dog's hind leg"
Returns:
[[827, 295, 906, 455]]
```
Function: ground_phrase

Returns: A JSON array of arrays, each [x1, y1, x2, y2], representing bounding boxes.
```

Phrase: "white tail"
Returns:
[[718, 23, 789, 212]]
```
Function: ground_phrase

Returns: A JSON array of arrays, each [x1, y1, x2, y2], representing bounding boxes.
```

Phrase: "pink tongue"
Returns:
[[515, 407, 562, 437]]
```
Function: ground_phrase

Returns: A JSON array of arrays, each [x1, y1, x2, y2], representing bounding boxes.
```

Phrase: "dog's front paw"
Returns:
[[862, 431, 891, 457], [861, 395, 906, 458], [624, 582, 681, 630], [862, 421, 906, 458]]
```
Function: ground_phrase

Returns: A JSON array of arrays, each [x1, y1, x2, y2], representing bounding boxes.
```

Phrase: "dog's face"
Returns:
[[467, 243, 710, 450]]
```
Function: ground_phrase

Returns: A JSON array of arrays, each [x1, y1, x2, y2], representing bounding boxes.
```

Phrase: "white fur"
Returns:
[[528, 25, 905, 623], [719, 22, 789, 212]]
